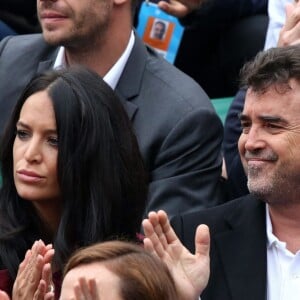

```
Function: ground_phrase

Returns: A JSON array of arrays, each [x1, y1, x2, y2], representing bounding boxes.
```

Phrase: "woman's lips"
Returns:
[[17, 170, 45, 183]]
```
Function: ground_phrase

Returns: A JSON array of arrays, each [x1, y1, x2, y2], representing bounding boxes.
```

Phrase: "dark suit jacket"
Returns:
[[181, 0, 267, 28], [0, 0, 40, 34], [223, 88, 249, 198], [172, 194, 267, 300], [0, 33, 225, 216]]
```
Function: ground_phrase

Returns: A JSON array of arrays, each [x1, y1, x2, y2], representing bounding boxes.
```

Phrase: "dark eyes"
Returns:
[[16, 129, 29, 140], [240, 122, 281, 133], [47, 136, 58, 147], [16, 129, 58, 147], [264, 123, 280, 129], [240, 122, 251, 133]]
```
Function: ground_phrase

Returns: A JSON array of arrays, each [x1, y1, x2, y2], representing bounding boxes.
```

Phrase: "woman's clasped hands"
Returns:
[[1, 240, 55, 300]]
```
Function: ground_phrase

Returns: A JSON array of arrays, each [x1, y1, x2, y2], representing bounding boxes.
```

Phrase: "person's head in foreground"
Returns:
[[0, 66, 147, 280], [239, 45, 300, 204], [60, 240, 179, 300]]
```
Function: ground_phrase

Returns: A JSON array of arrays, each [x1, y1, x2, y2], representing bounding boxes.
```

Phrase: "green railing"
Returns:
[[211, 97, 234, 124]]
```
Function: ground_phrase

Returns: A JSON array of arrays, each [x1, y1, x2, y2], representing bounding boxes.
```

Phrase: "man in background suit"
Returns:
[[0, 0, 224, 217], [143, 45, 300, 300]]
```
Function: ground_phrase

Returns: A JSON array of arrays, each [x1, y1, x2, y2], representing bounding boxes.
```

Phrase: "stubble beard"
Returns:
[[247, 163, 300, 206], [247, 164, 276, 201], [41, 8, 110, 49]]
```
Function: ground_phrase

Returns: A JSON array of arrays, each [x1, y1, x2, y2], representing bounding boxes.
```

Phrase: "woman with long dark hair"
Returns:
[[0, 66, 147, 299]]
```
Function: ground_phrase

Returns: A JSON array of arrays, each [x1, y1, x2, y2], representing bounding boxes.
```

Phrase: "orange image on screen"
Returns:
[[143, 17, 174, 51]]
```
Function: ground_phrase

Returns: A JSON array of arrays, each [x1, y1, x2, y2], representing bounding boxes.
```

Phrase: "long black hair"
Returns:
[[0, 66, 147, 278]]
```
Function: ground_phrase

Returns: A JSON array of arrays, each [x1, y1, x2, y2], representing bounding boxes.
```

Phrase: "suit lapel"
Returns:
[[37, 59, 55, 73], [214, 197, 267, 300], [114, 90, 138, 121], [115, 35, 148, 121], [33, 35, 148, 120], [35, 37, 145, 121], [36, 40, 59, 74]]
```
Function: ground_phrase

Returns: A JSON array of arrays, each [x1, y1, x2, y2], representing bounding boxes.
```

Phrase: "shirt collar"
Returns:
[[266, 204, 287, 249], [52, 30, 135, 90]]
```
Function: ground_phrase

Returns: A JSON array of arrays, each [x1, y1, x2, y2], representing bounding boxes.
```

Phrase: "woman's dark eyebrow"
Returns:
[[16, 120, 57, 134], [16, 121, 30, 129]]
